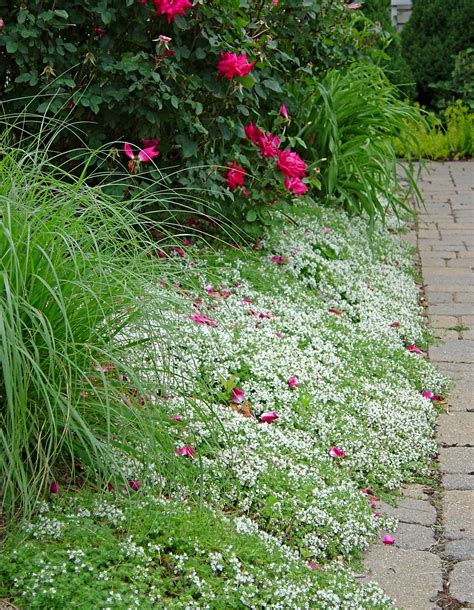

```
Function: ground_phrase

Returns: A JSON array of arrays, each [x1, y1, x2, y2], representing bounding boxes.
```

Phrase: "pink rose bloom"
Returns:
[[153, 0, 191, 23], [284, 176, 308, 196], [329, 446, 345, 459], [280, 104, 288, 118], [217, 53, 255, 79], [124, 142, 159, 163], [382, 535, 395, 545], [260, 411, 278, 423], [128, 480, 141, 491], [224, 160, 246, 190], [288, 376, 299, 390], [258, 132, 281, 158], [277, 150, 307, 178], [158, 35, 172, 43], [176, 445, 195, 457], [231, 387, 245, 404], [244, 122, 264, 145], [190, 312, 217, 328]]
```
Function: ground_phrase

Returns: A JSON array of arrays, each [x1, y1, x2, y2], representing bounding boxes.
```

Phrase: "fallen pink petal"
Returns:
[[260, 411, 279, 423], [128, 480, 141, 491], [329, 446, 345, 459], [50, 481, 59, 495], [288, 376, 299, 390], [190, 313, 217, 328], [176, 445, 196, 457], [231, 387, 245, 404], [382, 535, 395, 545]]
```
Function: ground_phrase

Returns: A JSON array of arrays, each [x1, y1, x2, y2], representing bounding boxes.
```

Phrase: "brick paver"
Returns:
[[363, 162, 474, 608]]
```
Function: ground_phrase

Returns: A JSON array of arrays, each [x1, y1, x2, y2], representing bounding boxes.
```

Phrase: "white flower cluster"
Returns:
[[122, 209, 446, 565]]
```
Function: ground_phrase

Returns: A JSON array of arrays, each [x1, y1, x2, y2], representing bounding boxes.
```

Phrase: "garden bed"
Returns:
[[0, 204, 448, 608]]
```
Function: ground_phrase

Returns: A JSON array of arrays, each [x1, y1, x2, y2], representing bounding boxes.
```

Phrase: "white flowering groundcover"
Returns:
[[1, 206, 447, 609]]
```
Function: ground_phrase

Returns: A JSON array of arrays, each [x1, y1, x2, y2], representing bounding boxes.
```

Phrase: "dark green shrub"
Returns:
[[0, 0, 387, 226], [401, 0, 474, 106], [360, 0, 416, 100]]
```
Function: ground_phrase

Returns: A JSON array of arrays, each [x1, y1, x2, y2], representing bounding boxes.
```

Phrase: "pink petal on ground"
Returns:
[[170, 415, 184, 421], [329, 446, 345, 459], [128, 480, 141, 491], [176, 445, 195, 457], [231, 387, 245, 404], [382, 535, 395, 545], [288, 376, 299, 390], [190, 313, 217, 328], [260, 411, 278, 424], [307, 562, 321, 570]]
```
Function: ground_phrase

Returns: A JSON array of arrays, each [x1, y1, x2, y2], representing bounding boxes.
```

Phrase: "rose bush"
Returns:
[[0, 0, 386, 232]]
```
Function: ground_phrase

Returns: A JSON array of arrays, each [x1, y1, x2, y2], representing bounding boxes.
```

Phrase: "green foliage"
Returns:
[[360, 0, 416, 100], [0, 131, 193, 519], [434, 48, 474, 110], [0, 0, 389, 226], [401, 0, 474, 107], [0, 492, 391, 609], [393, 102, 474, 159], [298, 62, 424, 224]]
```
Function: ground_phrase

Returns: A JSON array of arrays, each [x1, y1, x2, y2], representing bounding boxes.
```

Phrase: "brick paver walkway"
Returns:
[[363, 162, 474, 609]]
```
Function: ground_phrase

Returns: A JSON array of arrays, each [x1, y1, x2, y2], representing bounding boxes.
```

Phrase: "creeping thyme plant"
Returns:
[[1, 204, 447, 608]]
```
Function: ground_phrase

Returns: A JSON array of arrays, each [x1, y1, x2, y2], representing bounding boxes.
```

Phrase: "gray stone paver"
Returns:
[[445, 539, 474, 561], [364, 163, 474, 607], [443, 491, 474, 540], [439, 448, 474, 473], [443, 474, 474, 491], [378, 498, 437, 526], [449, 560, 474, 604], [362, 547, 443, 610], [394, 522, 436, 551], [437, 414, 474, 446]]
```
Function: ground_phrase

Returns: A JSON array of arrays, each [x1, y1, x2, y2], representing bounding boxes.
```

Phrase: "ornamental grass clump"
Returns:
[[0, 136, 196, 519]]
